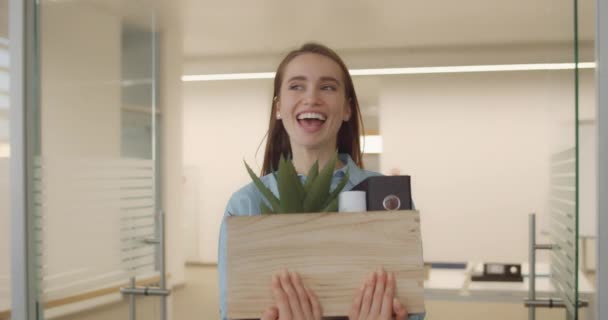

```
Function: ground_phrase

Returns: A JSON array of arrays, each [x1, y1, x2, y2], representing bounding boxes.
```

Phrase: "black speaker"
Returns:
[[351, 176, 412, 211]]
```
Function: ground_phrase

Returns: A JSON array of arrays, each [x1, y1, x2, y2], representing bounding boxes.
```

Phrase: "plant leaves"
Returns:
[[284, 156, 305, 204], [321, 170, 349, 210], [244, 160, 281, 212], [270, 161, 279, 183], [277, 155, 302, 213], [321, 197, 339, 212], [303, 162, 319, 193], [303, 153, 338, 212], [303, 161, 319, 195], [260, 202, 273, 214]]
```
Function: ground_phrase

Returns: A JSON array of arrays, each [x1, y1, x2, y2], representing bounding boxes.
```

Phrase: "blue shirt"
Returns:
[[218, 154, 425, 320]]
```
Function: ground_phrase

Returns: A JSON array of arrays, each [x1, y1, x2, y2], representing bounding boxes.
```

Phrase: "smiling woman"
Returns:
[[217, 43, 423, 320], [273, 53, 353, 173], [261, 43, 364, 177]]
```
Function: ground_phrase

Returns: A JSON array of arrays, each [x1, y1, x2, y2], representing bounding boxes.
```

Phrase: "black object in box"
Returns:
[[471, 263, 523, 282], [351, 176, 412, 211]]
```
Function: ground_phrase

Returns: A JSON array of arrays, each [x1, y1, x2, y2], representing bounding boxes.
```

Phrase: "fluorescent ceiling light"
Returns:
[[361, 135, 382, 154], [182, 62, 596, 82]]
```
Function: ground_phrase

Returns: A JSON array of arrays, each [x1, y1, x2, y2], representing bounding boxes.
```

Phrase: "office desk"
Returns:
[[423, 262, 595, 320]]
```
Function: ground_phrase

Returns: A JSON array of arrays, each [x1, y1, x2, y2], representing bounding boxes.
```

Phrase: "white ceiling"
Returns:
[[31, 0, 596, 59], [181, 0, 595, 58]]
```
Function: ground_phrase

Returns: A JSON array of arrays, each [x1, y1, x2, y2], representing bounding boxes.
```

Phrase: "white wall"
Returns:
[[183, 67, 595, 265], [41, 4, 121, 159], [160, 22, 186, 289], [380, 70, 595, 263], [182, 80, 271, 263], [40, 2, 124, 299]]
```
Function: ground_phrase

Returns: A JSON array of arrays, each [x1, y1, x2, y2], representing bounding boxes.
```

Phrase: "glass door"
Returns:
[[1, 0, 12, 318], [26, 0, 165, 319]]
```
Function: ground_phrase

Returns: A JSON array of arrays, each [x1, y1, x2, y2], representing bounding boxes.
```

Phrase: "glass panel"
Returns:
[[547, 1, 580, 318], [180, 1, 586, 319], [550, 148, 578, 318], [0, 0, 10, 317], [32, 0, 161, 318]]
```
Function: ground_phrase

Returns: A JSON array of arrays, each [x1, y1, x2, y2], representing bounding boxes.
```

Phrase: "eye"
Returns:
[[321, 85, 337, 91], [288, 84, 304, 90]]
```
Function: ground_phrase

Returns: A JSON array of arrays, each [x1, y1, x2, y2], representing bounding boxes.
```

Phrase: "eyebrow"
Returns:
[[287, 76, 341, 85]]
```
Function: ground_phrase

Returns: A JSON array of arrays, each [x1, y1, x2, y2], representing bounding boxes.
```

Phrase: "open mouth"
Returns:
[[296, 112, 327, 132]]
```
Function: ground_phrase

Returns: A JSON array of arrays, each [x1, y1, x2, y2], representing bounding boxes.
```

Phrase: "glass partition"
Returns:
[[180, 0, 590, 319], [547, 1, 582, 318], [29, 1, 162, 319], [0, 0, 11, 317]]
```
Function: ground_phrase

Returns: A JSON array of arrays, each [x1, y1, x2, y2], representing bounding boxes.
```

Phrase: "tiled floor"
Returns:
[[172, 264, 220, 320]]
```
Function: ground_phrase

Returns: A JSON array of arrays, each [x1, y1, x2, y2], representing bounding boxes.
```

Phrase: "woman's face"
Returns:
[[276, 53, 352, 152]]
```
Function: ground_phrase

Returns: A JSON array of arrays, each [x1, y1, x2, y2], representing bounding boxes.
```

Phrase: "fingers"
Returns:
[[348, 282, 365, 320], [272, 273, 292, 318], [369, 267, 386, 316], [279, 269, 304, 318], [351, 268, 404, 320], [379, 271, 395, 319], [393, 297, 408, 320], [261, 306, 279, 320], [358, 271, 375, 319], [305, 285, 322, 320], [291, 271, 314, 320], [272, 269, 321, 320]]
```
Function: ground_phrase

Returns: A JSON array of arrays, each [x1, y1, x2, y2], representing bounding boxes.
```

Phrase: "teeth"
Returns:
[[297, 112, 327, 121]]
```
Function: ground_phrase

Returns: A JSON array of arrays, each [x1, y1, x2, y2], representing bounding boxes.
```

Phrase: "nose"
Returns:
[[302, 87, 322, 106]]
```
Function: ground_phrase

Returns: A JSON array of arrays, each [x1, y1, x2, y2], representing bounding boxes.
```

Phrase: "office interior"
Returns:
[[1, 0, 606, 319]]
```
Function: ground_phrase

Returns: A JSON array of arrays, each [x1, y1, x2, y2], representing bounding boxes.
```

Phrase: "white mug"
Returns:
[[338, 191, 367, 212]]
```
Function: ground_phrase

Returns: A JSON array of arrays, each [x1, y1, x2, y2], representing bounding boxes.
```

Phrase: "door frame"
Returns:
[[10, 0, 40, 319]]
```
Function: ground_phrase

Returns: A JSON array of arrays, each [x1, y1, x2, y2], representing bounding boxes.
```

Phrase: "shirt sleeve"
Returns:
[[218, 189, 261, 320], [218, 201, 232, 320], [409, 312, 426, 320]]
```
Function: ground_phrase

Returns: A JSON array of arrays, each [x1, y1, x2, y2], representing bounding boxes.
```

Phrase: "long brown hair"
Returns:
[[260, 43, 365, 175]]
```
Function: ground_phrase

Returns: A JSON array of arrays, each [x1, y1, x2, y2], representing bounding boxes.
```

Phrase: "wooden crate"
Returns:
[[226, 210, 425, 318]]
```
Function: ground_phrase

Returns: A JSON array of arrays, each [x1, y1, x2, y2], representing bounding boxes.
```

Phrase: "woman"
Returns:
[[218, 43, 421, 320]]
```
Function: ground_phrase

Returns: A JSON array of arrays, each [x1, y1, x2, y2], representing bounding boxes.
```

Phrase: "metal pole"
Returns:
[[529, 213, 536, 320], [10, 0, 30, 318], [121, 287, 171, 297], [159, 210, 167, 320], [596, 0, 608, 319], [10, 0, 39, 319], [129, 277, 136, 320]]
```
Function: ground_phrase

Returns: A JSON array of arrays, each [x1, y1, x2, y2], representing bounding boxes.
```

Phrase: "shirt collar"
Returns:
[[336, 153, 367, 186]]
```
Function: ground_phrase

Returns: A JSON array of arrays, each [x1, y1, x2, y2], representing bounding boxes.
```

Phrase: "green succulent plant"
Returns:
[[244, 152, 349, 214]]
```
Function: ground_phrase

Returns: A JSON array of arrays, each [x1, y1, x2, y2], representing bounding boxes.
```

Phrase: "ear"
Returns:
[[274, 97, 281, 119]]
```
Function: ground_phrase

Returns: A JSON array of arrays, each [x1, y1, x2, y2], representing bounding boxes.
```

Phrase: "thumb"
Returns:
[[393, 298, 408, 320], [261, 306, 279, 320]]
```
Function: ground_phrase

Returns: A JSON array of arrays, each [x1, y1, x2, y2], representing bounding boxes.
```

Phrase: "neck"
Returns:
[[291, 144, 344, 175]]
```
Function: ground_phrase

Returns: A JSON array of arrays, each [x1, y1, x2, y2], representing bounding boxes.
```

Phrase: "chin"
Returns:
[[293, 139, 334, 151]]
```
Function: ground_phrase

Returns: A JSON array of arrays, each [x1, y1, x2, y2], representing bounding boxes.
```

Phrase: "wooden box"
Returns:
[[226, 210, 425, 319]]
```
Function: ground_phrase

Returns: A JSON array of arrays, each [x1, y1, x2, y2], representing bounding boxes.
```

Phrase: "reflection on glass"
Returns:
[[182, 1, 587, 318], [33, 1, 159, 318], [0, 0, 10, 315]]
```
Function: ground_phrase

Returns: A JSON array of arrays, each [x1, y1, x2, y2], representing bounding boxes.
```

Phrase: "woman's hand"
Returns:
[[261, 269, 322, 320], [349, 267, 408, 320]]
